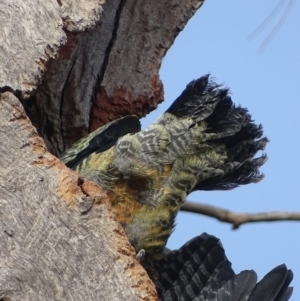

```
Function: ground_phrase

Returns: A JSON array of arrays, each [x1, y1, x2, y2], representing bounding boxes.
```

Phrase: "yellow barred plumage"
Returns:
[[60, 74, 268, 278]]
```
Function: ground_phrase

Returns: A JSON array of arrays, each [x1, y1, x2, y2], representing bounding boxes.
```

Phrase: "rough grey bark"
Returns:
[[0, 92, 155, 300], [0, 0, 205, 299], [0, 0, 65, 97]]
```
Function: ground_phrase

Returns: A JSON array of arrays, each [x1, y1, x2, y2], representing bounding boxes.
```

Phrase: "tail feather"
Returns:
[[156, 233, 293, 301], [163, 74, 269, 193], [212, 271, 257, 301], [226, 137, 268, 163], [99, 75, 268, 197], [166, 75, 229, 123], [156, 233, 234, 300], [196, 154, 267, 191], [205, 106, 249, 140], [248, 265, 293, 301], [274, 288, 293, 301]]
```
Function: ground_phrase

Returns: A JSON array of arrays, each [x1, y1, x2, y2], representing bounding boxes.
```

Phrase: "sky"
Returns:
[[142, 0, 300, 299]]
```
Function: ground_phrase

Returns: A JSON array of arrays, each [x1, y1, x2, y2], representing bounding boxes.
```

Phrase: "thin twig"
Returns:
[[248, 0, 287, 40], [259, 0, 295, 52], [181, 201, 300, 230], [248, 0, 296, 52]]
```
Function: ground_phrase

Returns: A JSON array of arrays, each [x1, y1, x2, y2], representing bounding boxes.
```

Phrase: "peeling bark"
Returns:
[[20, 0, 204, 155]]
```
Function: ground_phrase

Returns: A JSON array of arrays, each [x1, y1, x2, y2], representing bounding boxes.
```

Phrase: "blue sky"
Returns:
[[142, 0, 300, 299]]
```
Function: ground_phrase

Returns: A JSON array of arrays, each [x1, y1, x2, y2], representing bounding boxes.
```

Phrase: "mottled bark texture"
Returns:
[[0, 92, 154, 300], [0, 0, 204, 300]]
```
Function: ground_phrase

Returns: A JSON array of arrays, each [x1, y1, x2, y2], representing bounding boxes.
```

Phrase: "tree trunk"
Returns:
[[0, 0, 204, 299]]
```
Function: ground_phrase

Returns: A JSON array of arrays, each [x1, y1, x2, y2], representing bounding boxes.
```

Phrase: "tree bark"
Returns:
[[0, 92, 154, 300], [0, 0, 204, 299]]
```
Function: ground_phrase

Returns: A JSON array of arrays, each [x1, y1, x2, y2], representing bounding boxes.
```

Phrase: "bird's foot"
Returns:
[[136, 249, 145, 262]]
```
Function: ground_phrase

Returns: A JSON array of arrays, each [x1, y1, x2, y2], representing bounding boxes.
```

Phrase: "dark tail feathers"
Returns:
[[167, 74, 268, 191], [156, 233, 293, 301]]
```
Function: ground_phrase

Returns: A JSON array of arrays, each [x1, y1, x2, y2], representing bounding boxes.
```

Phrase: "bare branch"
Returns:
[[181, 201, 300, 229]]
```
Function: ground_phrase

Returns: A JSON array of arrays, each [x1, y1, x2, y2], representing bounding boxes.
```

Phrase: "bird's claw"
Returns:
[[136, 249, 145, 262]]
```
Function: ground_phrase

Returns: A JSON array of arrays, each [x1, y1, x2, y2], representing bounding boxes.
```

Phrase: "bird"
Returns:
[[156, 232, 293, 301], [60, 74, 268, 277]]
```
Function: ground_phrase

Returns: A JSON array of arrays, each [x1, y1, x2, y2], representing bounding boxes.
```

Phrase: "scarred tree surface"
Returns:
[[0, 0, 205, 299]]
